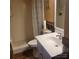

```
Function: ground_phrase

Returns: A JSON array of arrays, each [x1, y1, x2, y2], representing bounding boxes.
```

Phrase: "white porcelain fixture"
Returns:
[[28, 39, 37, 47], [36, 33, 63, 59], [27, 30, 52, 57]]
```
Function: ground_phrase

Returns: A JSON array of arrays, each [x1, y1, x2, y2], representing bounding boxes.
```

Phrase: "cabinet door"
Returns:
[[37, 41, 43, 53], [37, 41, 43, 59], [37, 41, 51, 59]]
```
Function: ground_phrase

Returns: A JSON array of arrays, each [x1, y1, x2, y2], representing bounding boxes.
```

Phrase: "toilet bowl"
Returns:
[[28, 39, 37, 47], [28, 29, 52, 47], [28, 39, 38, 57], [28, 29, 52, 57]]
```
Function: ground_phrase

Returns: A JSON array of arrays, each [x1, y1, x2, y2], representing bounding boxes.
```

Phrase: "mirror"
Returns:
[[56, 0, 66, 29], [43, 0, 55, 32], [32, 0, 66, 35], [43, 0, 66, 32]]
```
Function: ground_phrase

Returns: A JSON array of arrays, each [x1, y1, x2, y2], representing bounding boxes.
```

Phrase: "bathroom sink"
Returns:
[[47, 37, 63, 47], [45, 37, 63, 56], [36, 33, 63, 57]]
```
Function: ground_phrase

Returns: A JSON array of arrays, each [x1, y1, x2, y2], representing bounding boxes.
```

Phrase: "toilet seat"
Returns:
[[28, 39, 37, 47]]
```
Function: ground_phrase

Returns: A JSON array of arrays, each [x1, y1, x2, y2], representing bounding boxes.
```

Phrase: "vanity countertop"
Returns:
[[35, 32, 63, 57]]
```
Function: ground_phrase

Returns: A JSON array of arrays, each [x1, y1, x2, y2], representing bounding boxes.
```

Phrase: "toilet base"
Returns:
[[33, 47, 39, 58]]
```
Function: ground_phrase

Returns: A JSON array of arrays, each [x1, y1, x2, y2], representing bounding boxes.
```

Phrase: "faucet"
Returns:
[[56, 33, 62, 40]]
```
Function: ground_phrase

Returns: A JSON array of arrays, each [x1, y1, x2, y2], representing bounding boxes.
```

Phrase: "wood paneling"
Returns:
[[64, 0, 69, 39], [44, 0, 55, 22]]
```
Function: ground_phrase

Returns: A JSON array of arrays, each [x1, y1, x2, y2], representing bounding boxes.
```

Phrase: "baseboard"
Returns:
[[13, 44, 29, 54]]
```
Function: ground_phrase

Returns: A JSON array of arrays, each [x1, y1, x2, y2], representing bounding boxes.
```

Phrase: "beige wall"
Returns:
[[44, 0, 55, 22], [11, 0, 33, 47]]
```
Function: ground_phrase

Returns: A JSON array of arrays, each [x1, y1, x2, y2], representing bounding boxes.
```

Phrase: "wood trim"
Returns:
[[46, 21, 54, 25], [10, 43, 13, 59], [44, 0, 55, 22], [64, 0, 69, 39], [62, 37, 69, 48]]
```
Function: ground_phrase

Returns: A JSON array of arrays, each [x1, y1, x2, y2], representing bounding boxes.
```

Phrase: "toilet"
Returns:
[[27, 19, 52, 57], [28, 39, 37, 47], [28, 39, 38, 57], [27, 29, 52, 57]]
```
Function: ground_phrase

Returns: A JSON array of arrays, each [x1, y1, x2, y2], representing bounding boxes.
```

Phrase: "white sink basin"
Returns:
[[45, 37, 63, 56], [47, 37, 63, 47], [36, 33, 63, 57]]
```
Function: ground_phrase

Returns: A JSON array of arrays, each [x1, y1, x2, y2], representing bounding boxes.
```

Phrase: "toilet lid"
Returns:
[[28, 39, 37, 47]]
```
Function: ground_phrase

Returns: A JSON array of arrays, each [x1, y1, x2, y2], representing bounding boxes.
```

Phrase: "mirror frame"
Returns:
[[54, 0, 64, 37]]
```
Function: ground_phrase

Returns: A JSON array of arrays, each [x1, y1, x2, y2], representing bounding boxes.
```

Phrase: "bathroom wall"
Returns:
[[44, 0, 55, 23], [11, 0, 33, 49]]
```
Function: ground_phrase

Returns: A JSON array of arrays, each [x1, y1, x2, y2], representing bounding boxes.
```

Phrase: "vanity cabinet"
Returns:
[[37, 41, 51, 59], [36, 33, 63, 59]]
